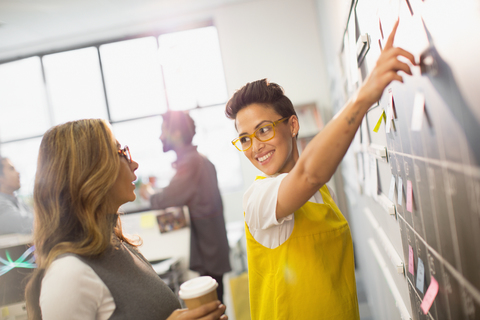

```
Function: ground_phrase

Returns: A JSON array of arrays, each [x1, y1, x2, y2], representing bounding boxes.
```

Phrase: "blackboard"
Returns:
[[338, 0, 480, 319]]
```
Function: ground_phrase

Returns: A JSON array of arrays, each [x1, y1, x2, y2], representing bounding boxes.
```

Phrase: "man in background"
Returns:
[[141, 110, 231, 303], [0, 157, 34, 235]]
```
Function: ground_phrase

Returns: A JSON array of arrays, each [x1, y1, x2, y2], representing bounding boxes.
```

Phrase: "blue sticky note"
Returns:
[[416, 257, 425, 293]]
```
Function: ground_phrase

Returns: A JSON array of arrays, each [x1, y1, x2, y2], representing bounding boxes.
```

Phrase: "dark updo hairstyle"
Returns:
[[225, 78, 298, 131]]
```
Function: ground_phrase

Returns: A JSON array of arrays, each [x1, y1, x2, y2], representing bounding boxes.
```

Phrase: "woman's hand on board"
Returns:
[[357, 19, 417, 107], [167, 301, 227, 320]]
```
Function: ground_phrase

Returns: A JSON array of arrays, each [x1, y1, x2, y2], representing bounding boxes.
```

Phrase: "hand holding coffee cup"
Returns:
[[178, 276, 219, 309], [166, 300, 227, 320]]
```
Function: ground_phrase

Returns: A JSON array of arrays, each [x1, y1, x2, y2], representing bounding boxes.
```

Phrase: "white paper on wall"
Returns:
[[370, 156, 378, 200], [348, 11, 359, 86], [364, 152, 371, 197], [411, 91, 425, 131]]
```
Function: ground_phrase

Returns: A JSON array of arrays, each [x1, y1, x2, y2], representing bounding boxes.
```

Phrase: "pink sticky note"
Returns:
[[421, 276, 439, 314], [408, 245, 414, 275], [407, 180, 413, 212]]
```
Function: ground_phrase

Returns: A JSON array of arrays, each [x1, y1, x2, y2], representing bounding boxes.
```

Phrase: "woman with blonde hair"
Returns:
[[25, 119, 227, 320]]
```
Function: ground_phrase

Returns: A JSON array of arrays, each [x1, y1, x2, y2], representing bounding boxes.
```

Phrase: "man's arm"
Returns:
[[148, 160, 199, 210]]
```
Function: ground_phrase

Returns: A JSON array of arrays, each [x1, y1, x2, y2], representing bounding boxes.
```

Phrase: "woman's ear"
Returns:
[[290, 115, 300, 137]]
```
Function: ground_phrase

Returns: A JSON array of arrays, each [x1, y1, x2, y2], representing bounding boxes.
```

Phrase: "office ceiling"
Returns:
[[0, 0, 249, 60]]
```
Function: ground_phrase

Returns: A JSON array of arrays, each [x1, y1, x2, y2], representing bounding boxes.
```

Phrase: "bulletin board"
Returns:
[[338, 0, 480, 319]]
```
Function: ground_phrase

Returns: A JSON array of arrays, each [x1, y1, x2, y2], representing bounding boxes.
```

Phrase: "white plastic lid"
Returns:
[[178, 276, 218, 299]]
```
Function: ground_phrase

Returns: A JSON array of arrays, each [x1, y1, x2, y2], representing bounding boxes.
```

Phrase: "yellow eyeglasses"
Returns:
[[232, 117, 289, 152]]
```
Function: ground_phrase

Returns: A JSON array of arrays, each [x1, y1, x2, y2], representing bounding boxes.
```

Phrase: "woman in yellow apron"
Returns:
[[225, 20, 415, 319]]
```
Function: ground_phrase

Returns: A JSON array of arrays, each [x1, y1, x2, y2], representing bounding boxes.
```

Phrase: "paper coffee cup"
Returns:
[[178, 276, 218, 309]]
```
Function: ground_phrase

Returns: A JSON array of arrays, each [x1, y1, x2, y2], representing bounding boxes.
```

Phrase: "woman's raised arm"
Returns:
[[276, 19, 416, 220]]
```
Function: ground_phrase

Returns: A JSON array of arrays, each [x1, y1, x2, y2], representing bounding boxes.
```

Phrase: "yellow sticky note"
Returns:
[[140, 213, 156, 229], [2, 307, 9, 317], [373, 110, 386, 133]]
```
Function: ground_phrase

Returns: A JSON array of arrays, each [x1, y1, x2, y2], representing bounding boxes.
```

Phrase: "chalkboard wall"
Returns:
[[336, 0, 480, 319]]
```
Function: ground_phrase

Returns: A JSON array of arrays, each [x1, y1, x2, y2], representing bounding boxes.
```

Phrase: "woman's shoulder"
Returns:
[[246, 173, 288, 194], [44, 255, 98, 283], [40, 255, 113, 319], [41, 255, 108, 304], [243, 173, 288, 211]]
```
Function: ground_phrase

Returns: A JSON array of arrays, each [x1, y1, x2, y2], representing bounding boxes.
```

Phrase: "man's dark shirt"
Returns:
[[150, 146, 231, 275]]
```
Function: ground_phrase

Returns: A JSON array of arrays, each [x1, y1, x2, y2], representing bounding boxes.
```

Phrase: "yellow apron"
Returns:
[[245, 178, 360, 319]]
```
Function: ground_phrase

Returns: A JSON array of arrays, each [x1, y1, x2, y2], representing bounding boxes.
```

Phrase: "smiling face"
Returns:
[[0, 158, 21, 195], [106, 144, 139, 209], [235, 103, 299, 176]]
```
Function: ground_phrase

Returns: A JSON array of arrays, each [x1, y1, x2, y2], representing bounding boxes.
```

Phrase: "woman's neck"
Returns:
[[277, 141, 300, 174]]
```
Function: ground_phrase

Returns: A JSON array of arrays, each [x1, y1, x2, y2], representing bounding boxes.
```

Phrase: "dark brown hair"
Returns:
[[225, 79, 298, 122], [162, 110, 196, 145]]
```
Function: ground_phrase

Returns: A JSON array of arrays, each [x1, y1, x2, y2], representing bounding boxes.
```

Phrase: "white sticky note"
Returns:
[[388, 174, 396, 201], [370, 156, 378, 200], [361, 118, 370, 147], [411, 92, 425, 131], [416, 257, 425, 293], [348, 12, 358, 85], [357, 153, 364, 182], [364, 153, 371, 197], [343, 34, 352, 89], [385, 103, 393, 133], [397, 177, 403, 206]]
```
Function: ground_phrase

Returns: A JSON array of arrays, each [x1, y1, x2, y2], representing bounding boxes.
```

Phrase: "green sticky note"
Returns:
[[373, 110, 386, 133]]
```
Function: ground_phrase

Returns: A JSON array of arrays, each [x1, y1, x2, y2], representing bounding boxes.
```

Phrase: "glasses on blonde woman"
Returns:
[[118, 146, 132, 163]]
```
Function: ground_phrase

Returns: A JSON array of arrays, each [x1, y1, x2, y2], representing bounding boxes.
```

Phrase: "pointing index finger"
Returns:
[[384, 18, 400, 49]]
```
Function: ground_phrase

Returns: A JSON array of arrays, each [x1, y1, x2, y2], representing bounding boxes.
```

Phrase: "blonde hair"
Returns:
[[25, 119, 137, 319]]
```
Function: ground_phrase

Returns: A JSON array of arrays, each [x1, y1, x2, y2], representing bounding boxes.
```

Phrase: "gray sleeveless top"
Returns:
[[73, 239, 181, 320]]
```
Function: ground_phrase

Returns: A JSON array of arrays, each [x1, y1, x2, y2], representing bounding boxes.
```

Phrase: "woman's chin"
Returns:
[[258, 165, 278, 176]]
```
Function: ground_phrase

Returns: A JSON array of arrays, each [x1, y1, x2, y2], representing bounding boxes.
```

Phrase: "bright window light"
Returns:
[[190, 105, 243, 193], [43, 47, 108, 125], [159, 26, 228, 110], [0, 57, 50, 141], [0, 26, 243, 203], [100, 37, 168, 121]]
